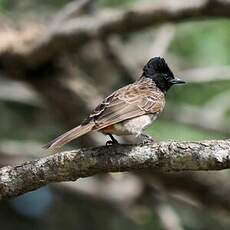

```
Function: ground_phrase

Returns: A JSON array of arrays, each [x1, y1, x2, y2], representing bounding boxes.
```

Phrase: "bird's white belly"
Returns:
[[113, 114, 157, 136]]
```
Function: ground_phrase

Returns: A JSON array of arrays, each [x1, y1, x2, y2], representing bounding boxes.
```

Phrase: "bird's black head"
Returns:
[[142, 57, 185, 93]]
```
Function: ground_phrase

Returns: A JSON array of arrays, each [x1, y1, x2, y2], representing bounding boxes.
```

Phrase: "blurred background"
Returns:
[[0, 0, 230, 229]]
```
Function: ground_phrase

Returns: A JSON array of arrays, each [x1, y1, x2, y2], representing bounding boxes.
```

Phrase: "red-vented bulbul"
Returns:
[[46, 57, 185, 150]]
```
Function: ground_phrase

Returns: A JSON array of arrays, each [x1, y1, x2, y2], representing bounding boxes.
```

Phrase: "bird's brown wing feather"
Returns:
[[86, 81, 165, 131], [46, 79, 165, 150]]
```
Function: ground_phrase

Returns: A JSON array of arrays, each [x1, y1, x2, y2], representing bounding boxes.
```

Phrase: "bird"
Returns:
[[45, 57, 185, 150]]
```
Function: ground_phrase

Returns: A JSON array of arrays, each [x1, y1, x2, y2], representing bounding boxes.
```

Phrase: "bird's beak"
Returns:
[[169, 78, 186, 85]]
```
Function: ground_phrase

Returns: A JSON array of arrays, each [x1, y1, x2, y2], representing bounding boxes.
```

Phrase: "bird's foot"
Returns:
[[140, 134, 155, 145], [106, 139, 119, 146], [106, 134, 119, 146]]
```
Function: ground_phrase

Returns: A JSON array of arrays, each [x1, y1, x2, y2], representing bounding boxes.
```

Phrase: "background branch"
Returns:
[[51, 0, 94, 28], [164, 104, 230, 135], [1, 0, 230, 70], [148, 171, 230, 213], [180, 66, 230, 82]]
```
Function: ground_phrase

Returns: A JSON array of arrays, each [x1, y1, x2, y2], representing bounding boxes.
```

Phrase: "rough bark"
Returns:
[[0, 139, 229, 200]]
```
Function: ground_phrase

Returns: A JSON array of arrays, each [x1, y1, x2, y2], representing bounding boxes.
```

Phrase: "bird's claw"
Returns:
[[106, 140, 113, 146], [106, 140, 119, 146], [140, 134, 155, 145], [106, 134, 119, 146]]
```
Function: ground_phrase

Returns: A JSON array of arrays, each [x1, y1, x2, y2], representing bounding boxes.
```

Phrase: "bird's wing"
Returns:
[[82, 81, 165, 131]]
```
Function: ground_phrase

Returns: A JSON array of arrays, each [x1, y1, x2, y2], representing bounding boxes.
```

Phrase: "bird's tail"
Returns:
[[44, 122, 94, 150]]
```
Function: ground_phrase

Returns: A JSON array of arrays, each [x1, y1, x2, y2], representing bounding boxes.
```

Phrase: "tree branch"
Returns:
[[0, 139, 229, 200], [51, 0, 94, 28], [1, 0, 230, 70]]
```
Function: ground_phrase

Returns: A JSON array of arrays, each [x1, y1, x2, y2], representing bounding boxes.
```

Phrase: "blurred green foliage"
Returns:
[[97, 0, 136, 7], [147, 120, 224, 141], [168, 80, 230, 106], [0, 0, 7, 10], [0, 0, 71, 10], [170, 20, 230, 66]]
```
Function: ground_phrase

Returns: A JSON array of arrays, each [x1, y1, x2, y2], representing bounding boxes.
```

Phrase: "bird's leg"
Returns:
[[106, 134, 119, 146], [140, 133, 155, 145]]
